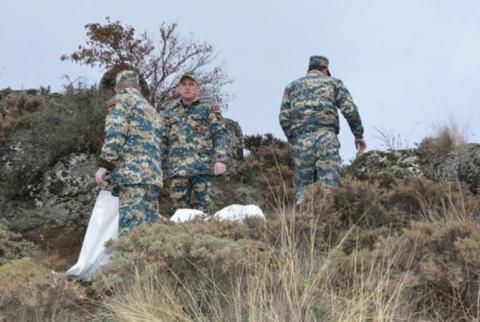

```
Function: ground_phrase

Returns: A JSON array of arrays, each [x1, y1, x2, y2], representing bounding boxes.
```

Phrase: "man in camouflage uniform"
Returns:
[[279, 55, 367, 205], [161, 73, 228, 214], [95, 70, 164, 234]]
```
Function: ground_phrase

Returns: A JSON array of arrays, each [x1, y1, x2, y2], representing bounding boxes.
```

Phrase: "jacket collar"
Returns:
[[307, 70, 327, 77], [119, 87, 142, 95], [178, 97, 201, 108]]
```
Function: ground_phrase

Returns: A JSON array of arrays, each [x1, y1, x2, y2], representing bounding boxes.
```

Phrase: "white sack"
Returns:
[[213, 204, 265, 222], [170, 208, 207, 223], [65, 190, 119, 281]]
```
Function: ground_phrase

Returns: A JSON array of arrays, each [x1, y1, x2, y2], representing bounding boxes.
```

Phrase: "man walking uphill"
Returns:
[[279, 55, 367, 205], [161, 72, 228, 214], [95, 70, 164, 234]]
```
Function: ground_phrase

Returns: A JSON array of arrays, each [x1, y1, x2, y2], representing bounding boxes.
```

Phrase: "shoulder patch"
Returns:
[[194, 123, 204, 132], [106, 97, 118, 114], [214, 111, 223, 121], [212, 103, 223, 121]]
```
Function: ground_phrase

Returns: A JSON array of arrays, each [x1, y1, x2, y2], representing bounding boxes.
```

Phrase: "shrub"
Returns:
[[57, 83, 110, 153], [299, 178, 479, 253], [418, 118, 468, 162], [3, 91, 44, 114], [0, 223, 36, 265], [92, 178, 480, 321], [94, 220, 270, 298], [382, 220, 480, 321], [236, 134, 294, 211], [0, 91, 45, 140], [0, 258, 90, 321], [10, 85, 110, 155]]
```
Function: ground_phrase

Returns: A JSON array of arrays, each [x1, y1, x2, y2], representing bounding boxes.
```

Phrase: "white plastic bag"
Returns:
[[213, 204, 265, 222], [65, 190, 119, 281], [170, 208, 207, 223], [170, 205, 266, 224]]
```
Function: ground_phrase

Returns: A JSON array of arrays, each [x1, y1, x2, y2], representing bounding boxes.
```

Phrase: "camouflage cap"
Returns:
[[115, 70, 140, 87], [309, 55, 331, 76], [179, 72, 198, 84]]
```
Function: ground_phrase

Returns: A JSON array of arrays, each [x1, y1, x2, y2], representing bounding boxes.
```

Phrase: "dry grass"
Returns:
[[94, 177, 480, 322], [434, 118, 468, 151], [99, 238, 413, 321], [419, 118, 469, 160], [98, 211, 412, 321], [101, 269, 192, 322]]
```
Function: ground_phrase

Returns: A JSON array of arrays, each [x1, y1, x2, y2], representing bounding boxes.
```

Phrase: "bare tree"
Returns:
[[61, 17, 231, 109]]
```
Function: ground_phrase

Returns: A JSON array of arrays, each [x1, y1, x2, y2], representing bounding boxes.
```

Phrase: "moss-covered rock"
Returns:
[[433, 143, 480, 194], [346, 149, 425, 187]]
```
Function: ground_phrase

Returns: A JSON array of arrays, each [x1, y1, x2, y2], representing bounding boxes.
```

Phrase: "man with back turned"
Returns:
[[279, 55, 367, 206]]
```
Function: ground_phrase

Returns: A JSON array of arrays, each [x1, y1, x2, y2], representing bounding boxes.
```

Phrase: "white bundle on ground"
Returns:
[[66, 196, 264, 278], [170, 205, 265, 223], [170, 208, 207, 223], [213, 204, 265, 221], [65, 190, 119, 281]]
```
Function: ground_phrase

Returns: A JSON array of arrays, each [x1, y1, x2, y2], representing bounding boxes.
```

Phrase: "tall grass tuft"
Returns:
[[96, 176, 480, 321]]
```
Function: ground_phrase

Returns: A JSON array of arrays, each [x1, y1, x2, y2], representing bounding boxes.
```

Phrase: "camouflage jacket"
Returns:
[[161, 98, 228, 178], [97, 88, 163, 188], [279, 70, 364, 141]]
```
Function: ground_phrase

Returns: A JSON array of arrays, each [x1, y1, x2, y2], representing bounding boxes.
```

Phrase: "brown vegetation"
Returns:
[[89, 178, 480, 321], [0, 258, 93, 321], [418, 118, 468, 161], [0, 91, 45, 141]]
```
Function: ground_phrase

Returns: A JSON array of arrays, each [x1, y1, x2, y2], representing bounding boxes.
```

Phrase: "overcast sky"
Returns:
[[1, 0, 479, 161]]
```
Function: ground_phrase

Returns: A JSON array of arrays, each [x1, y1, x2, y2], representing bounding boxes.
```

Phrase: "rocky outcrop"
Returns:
[[346, 144, 480, 193], [223, 118, 244, 174], [0, 107, 79, 210], [433, 144, 480, 193], [0, 91, 246, 230], [346, 149, 425, 186], [0, 152, 98, 270], [2, 153, 97, 231], [0, 86, 109, 229]]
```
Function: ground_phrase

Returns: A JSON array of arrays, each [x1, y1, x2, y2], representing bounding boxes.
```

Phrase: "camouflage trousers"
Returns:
[[118, 184, 160, 234], [292, 129, 341, 206], [170, 175, 212, 214]]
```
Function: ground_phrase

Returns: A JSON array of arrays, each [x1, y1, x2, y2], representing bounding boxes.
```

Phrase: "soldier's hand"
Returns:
[[95, 167, 108, 187], [355, 138, 367, 155], [214, 162, 227, 176]]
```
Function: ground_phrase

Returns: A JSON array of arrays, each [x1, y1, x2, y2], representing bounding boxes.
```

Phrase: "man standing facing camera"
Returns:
[[279, 55, 367, 206], [161, 73, 228, 214], [95, 70, 164, 234]]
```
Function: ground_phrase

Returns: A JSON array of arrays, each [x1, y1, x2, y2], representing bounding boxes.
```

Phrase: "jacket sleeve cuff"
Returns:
[[96, 157, 116, 171], [214, 153, 228, 164], [215, 158, 228, 165]]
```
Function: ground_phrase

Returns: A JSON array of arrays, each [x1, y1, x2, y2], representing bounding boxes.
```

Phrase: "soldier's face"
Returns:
[[178, 78, 198, 101]]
